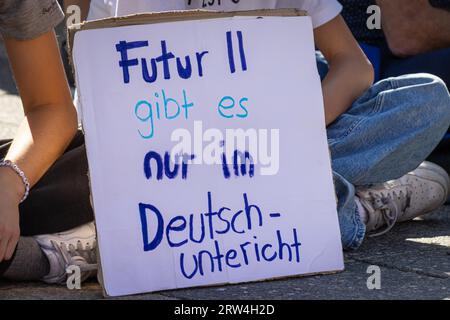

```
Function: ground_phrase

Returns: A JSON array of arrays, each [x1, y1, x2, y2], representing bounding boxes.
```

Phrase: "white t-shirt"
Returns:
[[87, 0, 342, 28]]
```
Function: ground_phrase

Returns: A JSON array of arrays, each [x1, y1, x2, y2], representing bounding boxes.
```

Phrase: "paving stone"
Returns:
[[347, 214, 450, 280], [0, 280, 177, 300], [160, 259, 450, 300]]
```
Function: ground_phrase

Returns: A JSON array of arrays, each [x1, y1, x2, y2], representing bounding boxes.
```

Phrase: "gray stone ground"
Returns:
[[0, 41, 449, 300]]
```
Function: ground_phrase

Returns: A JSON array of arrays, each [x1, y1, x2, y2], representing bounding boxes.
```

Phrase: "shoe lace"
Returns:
[[51, 239, 98, 281], [357, 189, 412, 237]]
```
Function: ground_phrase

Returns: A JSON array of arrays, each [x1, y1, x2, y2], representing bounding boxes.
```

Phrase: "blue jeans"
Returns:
[[382, 47, 450, 90], [317, 53, 450, 250]]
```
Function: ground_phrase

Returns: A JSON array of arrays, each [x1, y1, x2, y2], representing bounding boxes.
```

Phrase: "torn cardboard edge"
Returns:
[[67, 8, 307, 75]]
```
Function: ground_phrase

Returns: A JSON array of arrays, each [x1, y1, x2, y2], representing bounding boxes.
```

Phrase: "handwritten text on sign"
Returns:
[[73, 15, 343, 296], [117, 30, 249, 139], [115, 29, 302, 279]]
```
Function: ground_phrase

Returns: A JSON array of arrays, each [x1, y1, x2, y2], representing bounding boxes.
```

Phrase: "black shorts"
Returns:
[[0, 130, 94, 236], [0, 131, 94, 275]]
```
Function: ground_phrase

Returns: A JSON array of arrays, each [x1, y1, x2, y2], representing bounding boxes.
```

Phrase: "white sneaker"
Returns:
[[356, 161, 450, 237], [33, 222, 98, 284]]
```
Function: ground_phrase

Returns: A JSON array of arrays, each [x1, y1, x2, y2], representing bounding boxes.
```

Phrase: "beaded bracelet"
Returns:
[[0, 160, 30, 203]]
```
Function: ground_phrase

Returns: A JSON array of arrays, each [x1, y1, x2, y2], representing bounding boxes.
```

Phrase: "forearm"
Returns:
[[322, 55, 374, 126], [3, 103, 77, 197], [2, 30, 78, 199], [377, 0, 450, 57], [314, 16, 374, 126]]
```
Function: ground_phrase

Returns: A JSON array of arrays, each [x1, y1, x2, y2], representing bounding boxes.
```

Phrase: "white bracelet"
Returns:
[[0, 160, 30, 203]]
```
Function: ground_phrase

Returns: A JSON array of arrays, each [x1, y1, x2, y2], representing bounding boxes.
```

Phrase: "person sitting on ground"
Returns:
[[0, 0, 96, 283], [1, 0, 450, 286], [338, 0, 450, 174]]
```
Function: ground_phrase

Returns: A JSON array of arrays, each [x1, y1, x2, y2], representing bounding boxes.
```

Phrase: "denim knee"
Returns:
[[396, 73, 450, 135], [427, 74, 450, 131]]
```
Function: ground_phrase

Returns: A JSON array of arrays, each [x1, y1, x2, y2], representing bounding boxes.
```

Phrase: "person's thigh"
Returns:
[[382, 47, 450, 88], [1, 131, 94, 236], [328, 73, 450, 186], [316, 51, 329, 81]]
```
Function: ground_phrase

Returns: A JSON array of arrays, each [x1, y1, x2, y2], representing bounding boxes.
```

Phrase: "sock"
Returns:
[[1, 237, 50, 281], [355, 197, 368, 224]]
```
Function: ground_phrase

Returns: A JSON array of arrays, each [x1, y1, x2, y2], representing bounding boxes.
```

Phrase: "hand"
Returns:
[[0, 167, 23, 262]]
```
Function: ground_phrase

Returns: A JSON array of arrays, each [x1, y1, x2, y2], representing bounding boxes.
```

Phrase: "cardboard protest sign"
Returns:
[[71, 9, 344, 297]]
